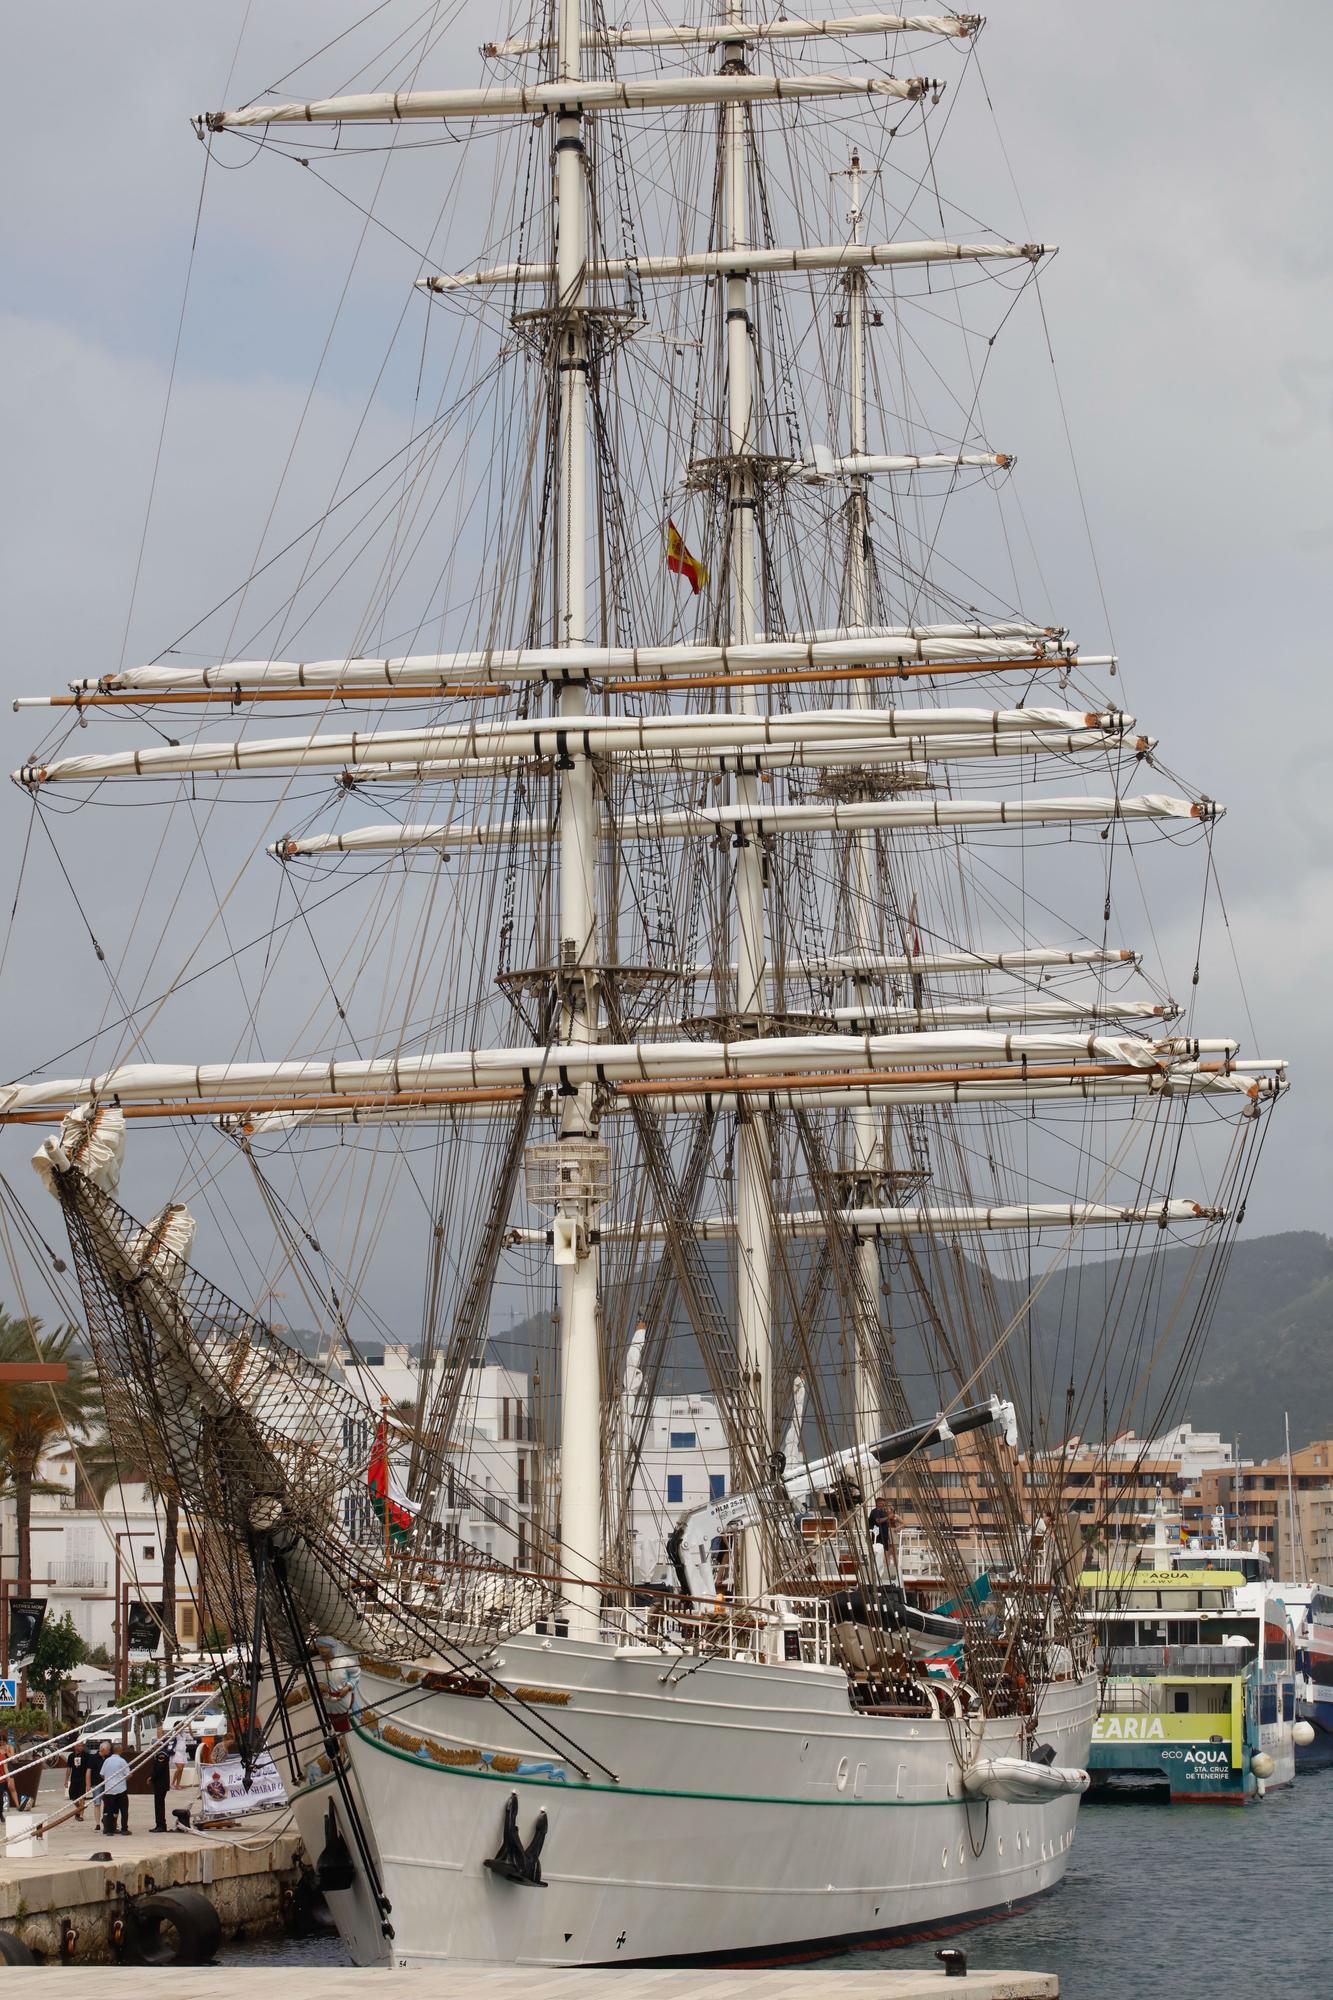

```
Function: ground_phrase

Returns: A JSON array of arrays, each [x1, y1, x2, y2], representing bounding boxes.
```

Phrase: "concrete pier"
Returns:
[[0, 1973, 1057, 1996], [0, 1770, 301, 1961]]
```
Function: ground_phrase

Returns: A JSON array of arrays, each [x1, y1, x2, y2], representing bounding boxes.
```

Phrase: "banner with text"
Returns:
[[195, 1751, 288, 1822]]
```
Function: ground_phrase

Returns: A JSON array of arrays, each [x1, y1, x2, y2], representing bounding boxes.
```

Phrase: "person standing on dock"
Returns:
[[97, 1740, 130, 1837], [149, 1729, 172, 1832], [66, 1740, 100, 1822]]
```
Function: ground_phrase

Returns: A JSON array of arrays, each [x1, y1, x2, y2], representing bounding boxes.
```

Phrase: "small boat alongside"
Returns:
[[962, 1758, 1090, 1806]]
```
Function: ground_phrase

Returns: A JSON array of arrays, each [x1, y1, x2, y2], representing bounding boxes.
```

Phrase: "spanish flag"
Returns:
[[666, 519, 708, 594], [367, 1418, 420, 1548]]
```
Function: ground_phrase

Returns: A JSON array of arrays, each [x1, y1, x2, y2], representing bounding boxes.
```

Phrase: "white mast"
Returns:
[[842, 149, 885, 1452], [552, 0, 602, 1641], [1285, 1410, 1303, 1580], [723, 0, 774, 1599]]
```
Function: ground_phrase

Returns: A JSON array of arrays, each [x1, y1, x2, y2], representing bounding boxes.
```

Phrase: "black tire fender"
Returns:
[[120, 1886, 222, 1966], [0, 1932, 36, 1966]]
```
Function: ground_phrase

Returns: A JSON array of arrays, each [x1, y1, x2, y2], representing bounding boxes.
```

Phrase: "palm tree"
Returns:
[[0, 1315, 104, 1588]]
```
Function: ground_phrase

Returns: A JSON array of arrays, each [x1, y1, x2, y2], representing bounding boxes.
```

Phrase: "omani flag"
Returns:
[[367, 1417, 420, 1547]]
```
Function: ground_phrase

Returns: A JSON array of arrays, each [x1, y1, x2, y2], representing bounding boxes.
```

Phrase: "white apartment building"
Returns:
[[628, 1391, 731, 1583], [327, 1347, 731, 1586], [328, 1349, 535, 1568], [1, 1447, 202, 1662], [1135, 1422, 1236, 1482]]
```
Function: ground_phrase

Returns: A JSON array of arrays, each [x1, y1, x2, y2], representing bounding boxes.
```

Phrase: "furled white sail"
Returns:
[[269, 794, 1213, 858], [794, 451, 1013, 478], [809, 946, 1139, 975], [0, 1030, 1257, 1120], [423, 238, 1049, 293], [55, 630, 1066, 700], [333, 725, 1150, 784], [204, 71, 943, 131], [486, 15, 982, 56], [227, 1065, 1284, 1135], [18, 708, 1132, 786], [510, 1200, 1220, 1245], [825, 1000, 1176, 1026]]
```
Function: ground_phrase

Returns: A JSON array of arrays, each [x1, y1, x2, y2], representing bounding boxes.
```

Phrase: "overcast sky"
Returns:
[[2, 1, 1330, 1338]]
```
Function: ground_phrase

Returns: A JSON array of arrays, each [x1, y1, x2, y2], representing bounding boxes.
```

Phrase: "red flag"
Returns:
[[367, 1417, 419, 1547], [666, 519, 709, 594]]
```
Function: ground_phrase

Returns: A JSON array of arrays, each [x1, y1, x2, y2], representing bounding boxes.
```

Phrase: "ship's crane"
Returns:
[[664, 1395, 1017, 1601]]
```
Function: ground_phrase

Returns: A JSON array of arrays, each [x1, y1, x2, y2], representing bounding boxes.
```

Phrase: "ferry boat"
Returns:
[[1081, 1548, 1297, 1802]]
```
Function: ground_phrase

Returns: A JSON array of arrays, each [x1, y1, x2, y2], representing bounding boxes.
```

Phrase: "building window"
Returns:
[[709, 1474, 726, 1501], [670, 1431, 697, 1449], [502, 1397, 511, 1441], [667, 1475, 684, 1505], [179, 1605, 197, 1641], [142, 1545, 155, 1560], [517, 1455, 528, 1506]]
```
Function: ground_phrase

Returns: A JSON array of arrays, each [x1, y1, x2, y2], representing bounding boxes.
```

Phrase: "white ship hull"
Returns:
[[290, 1633, 1096, 1969]]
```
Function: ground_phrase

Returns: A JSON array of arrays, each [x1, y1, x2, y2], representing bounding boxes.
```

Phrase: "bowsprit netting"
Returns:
[[47, 1146, 551, 1659]]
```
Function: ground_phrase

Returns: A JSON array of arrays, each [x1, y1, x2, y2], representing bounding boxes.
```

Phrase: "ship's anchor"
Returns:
[[483, 1792, 548, 1886]]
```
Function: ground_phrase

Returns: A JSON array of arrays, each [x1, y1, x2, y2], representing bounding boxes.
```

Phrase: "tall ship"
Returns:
[[1, 0, 1284, 1970]]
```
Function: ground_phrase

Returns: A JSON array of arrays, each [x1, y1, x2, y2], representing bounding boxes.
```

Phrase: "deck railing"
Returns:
[[599, 1592, 833, 1666], [1100, 1643, 1254, 1675]]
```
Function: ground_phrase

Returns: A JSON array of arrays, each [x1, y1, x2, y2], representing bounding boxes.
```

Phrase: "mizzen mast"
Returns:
[[720, 0, 776, 1600], [840, 147, 889, 1452]]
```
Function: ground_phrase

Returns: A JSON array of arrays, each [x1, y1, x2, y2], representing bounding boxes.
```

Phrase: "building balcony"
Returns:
[[47, 1560, 110, 1590]]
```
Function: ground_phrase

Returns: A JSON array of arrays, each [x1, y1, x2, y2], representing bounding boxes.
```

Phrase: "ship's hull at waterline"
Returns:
[[1295, 1693, 1333, 1769], [292, 1633, 1096, 1969]]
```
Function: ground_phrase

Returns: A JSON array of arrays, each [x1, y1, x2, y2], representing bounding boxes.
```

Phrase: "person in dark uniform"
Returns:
[[149, 1728, 172, 1832], [67, 1740, 101, 1822], [867, 1502, 895, 1575]]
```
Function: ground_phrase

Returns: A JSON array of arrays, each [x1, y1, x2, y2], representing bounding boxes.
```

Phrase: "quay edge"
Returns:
[[0, 1826, 305, 1963], [0, 1970, 1059, 1997]]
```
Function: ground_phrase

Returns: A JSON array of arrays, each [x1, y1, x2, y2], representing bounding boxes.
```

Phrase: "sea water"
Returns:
[[221, 1774, 1333, 1994]]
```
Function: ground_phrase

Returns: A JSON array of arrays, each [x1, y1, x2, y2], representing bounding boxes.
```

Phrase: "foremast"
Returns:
[[550, 0, 602, 1641]]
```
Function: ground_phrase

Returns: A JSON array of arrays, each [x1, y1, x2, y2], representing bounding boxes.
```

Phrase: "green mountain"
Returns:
[[1014, 1230, 1333, 1461], [488, 1230, 1333, 1463]]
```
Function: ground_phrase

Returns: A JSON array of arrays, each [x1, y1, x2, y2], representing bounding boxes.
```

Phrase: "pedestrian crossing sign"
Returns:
[[0, 1680, 16, 1707]]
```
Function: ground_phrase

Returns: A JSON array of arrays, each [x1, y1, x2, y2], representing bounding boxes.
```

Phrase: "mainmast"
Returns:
[[843, 150, 886, 1451], [722, 0, 775, 1599], [551, 0, 603, 1641]]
